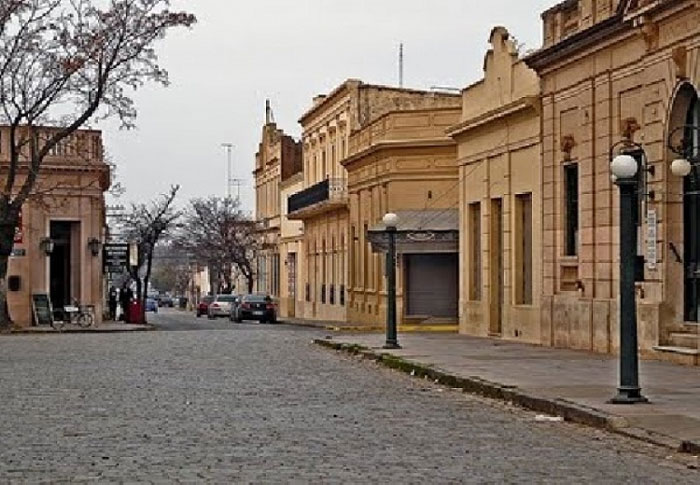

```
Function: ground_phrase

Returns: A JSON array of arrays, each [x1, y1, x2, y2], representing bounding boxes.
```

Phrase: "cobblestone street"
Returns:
[[0, 311, 696, 483]]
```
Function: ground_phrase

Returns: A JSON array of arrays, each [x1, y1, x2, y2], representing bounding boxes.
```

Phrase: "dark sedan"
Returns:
[[232, 294, 277, 323]]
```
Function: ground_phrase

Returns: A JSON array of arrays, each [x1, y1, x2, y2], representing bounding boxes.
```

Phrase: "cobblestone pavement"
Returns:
[[0, 312, 697, 483]]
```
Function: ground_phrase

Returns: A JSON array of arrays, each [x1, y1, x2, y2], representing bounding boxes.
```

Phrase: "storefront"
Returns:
[[2, 127, 110, 326]]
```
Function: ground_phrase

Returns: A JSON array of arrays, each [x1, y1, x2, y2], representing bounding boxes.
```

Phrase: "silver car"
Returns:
[[207, 294, 238, 319]]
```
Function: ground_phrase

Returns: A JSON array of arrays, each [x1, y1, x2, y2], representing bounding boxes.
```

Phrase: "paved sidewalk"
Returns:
[[281, 317, 458, 333], [317, 332, 700, 453], [7, 323, 155, 335]]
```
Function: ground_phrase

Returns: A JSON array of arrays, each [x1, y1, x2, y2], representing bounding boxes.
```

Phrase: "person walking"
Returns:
[[108, 286, 118, 321], [120, 282, 132, 323]]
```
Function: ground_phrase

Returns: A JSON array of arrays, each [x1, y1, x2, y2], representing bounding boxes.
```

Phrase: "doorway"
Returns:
[[405, 253, 458, 318], [489, 198, 504, 335], [49, 221, 81, 312], [683, 95, 700, 321], [288, 253, 297, 318]]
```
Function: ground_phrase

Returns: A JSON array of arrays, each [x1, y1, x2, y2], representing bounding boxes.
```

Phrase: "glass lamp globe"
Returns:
[[382, 212, 400, 229], [671, 158, 692, 178], [610, 154, 638, 179]]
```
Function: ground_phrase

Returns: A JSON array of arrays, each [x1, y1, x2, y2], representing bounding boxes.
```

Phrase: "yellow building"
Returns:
[[448, 27, 542, 343], [523, 0, 700, 364], [254, 103, 302, 314], [345, 99, 462, 326], [289, 80, 463, 323], [1, 126, 110, 326]]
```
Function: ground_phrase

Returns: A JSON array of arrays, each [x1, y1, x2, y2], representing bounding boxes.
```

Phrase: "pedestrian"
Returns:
[[120, 281, 132, 323], [108, 286, 118, 321]]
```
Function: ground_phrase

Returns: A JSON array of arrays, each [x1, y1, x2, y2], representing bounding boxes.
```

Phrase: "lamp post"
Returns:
[[668, 124, 700, 321], [383, 212, 401, 350], [609, 147, 648, 404]]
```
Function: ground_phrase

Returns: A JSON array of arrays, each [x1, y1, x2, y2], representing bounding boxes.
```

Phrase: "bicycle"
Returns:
[[51, 300, 95, 331]]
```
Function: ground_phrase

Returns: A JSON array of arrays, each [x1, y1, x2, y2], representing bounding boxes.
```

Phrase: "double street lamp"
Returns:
[[609, 142, 649, 404], [382, 212, 401, 350]]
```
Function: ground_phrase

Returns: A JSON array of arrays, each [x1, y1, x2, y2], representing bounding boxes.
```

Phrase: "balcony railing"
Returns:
[[288, 178, 347, 215]]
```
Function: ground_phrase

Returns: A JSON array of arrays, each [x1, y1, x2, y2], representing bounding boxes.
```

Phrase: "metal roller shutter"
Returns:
[[406, 254, 458, 318]]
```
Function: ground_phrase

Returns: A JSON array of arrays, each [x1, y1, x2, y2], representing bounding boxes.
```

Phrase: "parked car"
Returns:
[[196, 296, 214, 317], [207, 294, 239, 319], [158, 295, 174, 308], [145, 298, 159, 313], [232, 293, 277, 323]]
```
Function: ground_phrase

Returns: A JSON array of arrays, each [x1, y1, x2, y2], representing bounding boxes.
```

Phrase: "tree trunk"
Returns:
[[141, 248, 154, 324], [0, 210, 20, 329], [247, 275, 254, 294]]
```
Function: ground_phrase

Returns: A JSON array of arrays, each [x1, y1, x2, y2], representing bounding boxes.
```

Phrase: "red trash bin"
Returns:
[[129, 301, 143, 324]]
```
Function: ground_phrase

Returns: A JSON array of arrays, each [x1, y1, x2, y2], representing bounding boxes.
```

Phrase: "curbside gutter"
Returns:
[[5, 325, 158, 336], [314, 339, 700, 454]]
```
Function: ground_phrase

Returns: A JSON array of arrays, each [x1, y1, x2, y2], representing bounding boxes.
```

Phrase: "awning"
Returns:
[[367, 209, 459, 254]]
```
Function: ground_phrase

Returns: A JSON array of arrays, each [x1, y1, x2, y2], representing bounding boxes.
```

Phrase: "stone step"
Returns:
[[653, 346, 700, 366], [669, 332, 700, 349]]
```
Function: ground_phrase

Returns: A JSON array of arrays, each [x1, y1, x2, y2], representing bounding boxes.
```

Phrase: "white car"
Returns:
[[207, 294, 239, 319]]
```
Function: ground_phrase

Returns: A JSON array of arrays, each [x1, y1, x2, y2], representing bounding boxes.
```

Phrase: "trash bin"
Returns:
[[129, 300, 143, 324]]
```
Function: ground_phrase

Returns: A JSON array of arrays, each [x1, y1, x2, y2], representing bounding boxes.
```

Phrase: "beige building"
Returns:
[[346, 98, 462, 327], [1, 126, 110, 326], [289, 80, 462, 323], [448, 27, 543, 343], [278, 169, 304, 318], [253, 103, 302, 316], [522, 0, 700, 364]]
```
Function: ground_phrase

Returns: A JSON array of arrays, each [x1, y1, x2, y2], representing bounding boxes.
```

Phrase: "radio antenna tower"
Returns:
[[399, 43, 404, 88]]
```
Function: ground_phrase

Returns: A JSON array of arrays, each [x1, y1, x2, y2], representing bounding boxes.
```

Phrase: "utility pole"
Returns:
[[221, 143, 234, 199]]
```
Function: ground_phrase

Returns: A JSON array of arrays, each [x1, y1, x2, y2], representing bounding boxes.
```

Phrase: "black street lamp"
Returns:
[[609, 142, 648, 404], [668, 125, 700, 177], [382, 212, 401, 350]]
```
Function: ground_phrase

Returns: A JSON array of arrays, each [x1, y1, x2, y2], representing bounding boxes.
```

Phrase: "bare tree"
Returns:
[[0, 0, 196, 327], [122, 185, 180, 322], [175, 197, 259, 295]]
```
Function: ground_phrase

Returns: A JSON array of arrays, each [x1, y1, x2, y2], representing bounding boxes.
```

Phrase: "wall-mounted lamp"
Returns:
[[88, 237, 101, 257], [39, 237, 55, 256]]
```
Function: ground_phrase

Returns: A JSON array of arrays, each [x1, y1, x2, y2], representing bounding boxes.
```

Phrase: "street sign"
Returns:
[[646, 208, 658, 270], [103, 243, 130, 274]]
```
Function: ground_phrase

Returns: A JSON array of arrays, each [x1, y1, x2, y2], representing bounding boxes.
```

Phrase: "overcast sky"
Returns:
[[102, 0, 554, 211]]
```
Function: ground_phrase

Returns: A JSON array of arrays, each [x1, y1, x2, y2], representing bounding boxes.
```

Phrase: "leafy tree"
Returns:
[[0, 0, 195, 327], [175, 197, 258, 294]]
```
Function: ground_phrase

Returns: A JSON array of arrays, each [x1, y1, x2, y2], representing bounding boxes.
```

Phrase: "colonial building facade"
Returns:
[[253, 104, 302, 314], [522, 0, 700, 364], [1, 127, 110, 326], [289, 80, 463, 323], [449, 27, 543, 343], [346, 98, 461, 326]]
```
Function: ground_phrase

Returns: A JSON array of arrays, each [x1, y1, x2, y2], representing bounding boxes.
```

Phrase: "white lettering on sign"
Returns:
[[646, 208, 658, 270]]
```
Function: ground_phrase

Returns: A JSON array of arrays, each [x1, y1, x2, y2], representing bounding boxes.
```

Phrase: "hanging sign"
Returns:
[[646, 208, 658, 270], [103, 243, 130, 274]]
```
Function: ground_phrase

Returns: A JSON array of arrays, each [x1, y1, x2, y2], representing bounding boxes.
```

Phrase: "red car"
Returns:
[[196, 295, 214, 318]]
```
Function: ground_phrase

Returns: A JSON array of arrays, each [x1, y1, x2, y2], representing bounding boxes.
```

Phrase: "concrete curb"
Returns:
[[314, 339, 700, 454], [281, 319, 458, 334], [5, 325, 158, 336]]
